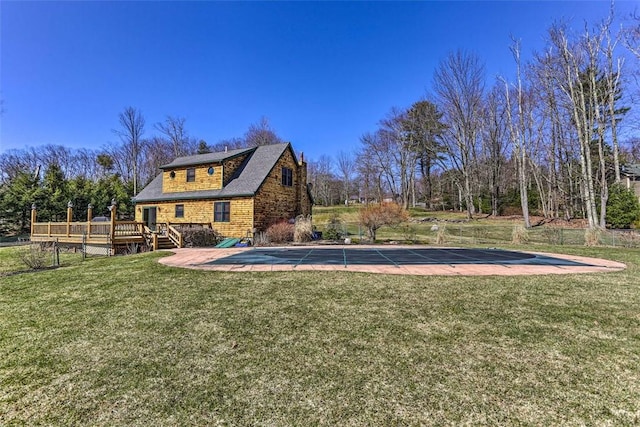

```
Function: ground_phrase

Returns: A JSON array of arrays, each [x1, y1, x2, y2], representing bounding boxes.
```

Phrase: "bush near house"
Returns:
[[176, 226, 221, 247], [323, 214, 345, 241], [294, 215, 314, 243], [266, 221, 295, 243]]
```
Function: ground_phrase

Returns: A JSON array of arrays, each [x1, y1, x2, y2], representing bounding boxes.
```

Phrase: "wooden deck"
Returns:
[[30, 221, 216, 254], [29, 203, 216, 254], [31, 221, 148, 253]]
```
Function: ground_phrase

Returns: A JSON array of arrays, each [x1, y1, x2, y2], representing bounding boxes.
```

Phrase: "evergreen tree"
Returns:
[[606, 184, 640, 229], [0, 171, 44, 232]]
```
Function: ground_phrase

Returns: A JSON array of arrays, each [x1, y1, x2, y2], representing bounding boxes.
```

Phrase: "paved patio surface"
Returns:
[[157, 245, 626, 276]]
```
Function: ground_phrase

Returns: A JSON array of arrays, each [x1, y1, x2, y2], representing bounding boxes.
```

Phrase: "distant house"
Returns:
[[133, 143, 313, 238], [621, 164, 640, 202]]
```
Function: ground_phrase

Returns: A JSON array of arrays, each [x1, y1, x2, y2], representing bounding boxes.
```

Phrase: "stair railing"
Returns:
[[167, 225, 183, 248], [143, 225, 154, 250]]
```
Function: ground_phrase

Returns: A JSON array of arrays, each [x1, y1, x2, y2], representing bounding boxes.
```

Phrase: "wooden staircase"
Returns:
[[155, 235, 180, 250], [144, 224, 188, 251]]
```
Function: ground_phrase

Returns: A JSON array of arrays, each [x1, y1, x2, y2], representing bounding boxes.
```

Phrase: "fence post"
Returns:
[[53, 241, 60, 267], [66, 201, 73, 237], [87, 204, 93, 239]]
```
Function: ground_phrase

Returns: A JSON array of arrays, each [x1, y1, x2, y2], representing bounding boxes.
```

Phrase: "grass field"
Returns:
[[1, 243, 639, 425], [312, 205, 640, 247]]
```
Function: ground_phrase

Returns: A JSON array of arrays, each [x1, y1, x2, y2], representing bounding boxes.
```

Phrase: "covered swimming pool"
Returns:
[[205, 247, 593, 267]]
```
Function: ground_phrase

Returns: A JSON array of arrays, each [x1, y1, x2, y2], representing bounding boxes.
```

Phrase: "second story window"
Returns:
[[175, 204, 184, 218], [282, 167, 293, 187], [186, 168, 196, 182]]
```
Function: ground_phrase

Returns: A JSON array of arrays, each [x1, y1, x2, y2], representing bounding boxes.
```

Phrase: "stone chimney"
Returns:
[[297, 151, 310, 215]]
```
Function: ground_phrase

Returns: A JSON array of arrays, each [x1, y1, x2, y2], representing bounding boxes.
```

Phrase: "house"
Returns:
[[621, 164, 640, 203], [132, 143, 313, 238]]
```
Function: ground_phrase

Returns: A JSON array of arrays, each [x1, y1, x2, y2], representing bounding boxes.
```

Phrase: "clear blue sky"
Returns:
[[1, 1, 636, 161]]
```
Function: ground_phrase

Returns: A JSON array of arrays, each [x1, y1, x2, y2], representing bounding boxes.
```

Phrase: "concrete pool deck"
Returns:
[[157, 245, 626, 276]]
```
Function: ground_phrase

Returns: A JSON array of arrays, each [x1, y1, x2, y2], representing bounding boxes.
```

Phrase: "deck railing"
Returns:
[[31, 221, 145, 239], [114, 221, 145, 237]]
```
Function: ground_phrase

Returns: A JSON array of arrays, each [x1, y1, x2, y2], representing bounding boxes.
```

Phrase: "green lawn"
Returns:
[[312, 206, 639, 247], [1, 246, 639, 425], [0, 245, 82, 276]]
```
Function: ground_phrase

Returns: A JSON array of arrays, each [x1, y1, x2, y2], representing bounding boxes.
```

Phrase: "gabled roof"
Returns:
[[133, 143, 292, 203], [160, 146, 255, 169], [621, 164, 640, 177]]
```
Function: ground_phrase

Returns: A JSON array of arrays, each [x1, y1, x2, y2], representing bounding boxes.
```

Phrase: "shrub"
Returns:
[[606, 184, 640, 229], [20, 244, 48, 270], [435, 225, 447, 245], [323, 214, 344, 240], [584, 228, 601, 247], [294, 215, 314, 243], [266, 221, 294, 244], [541, 227, 562, 245], [124, 242, 143, 254], [358, 202, 409, 241], [401, 224, 418, 243], [511, 225, 529, 244], [178, 226, 221, 247], [253, 232, 270, 246]]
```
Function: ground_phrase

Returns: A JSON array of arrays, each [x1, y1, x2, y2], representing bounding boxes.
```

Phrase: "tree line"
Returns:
[[0, 114, 283, 233], [308, 11, 640, 229]]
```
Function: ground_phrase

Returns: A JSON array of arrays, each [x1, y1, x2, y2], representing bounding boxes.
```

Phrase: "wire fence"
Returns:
[[81, 233, 112, 258], [316, 221, 640, 248]]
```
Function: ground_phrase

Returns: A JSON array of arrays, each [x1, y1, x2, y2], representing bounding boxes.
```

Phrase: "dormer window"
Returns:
[[186, 168, 196, 182]]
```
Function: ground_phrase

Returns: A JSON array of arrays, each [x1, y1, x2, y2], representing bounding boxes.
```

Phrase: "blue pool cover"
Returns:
[[206, 248, 591, 267]]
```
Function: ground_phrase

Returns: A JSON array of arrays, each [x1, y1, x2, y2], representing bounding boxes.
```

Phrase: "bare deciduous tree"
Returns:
[[307, 155, 337, 206], [356, 141, 384, 204], [433, 50, 485, 218], [482, 84, 509, 217], [113, 107, 145, 195], [244, 117, 282, 147], [503, 38, 532, 228], [336, 150, 355, 204], [155, 115, 194, 157]]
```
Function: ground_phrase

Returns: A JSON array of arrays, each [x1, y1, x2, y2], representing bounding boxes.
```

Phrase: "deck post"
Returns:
[[30, 204, 37, 237], [109, 199, 117, 242], [66, 201, 73, 237], [87, 204, 93, 238], [48, 222, 51, 237]]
